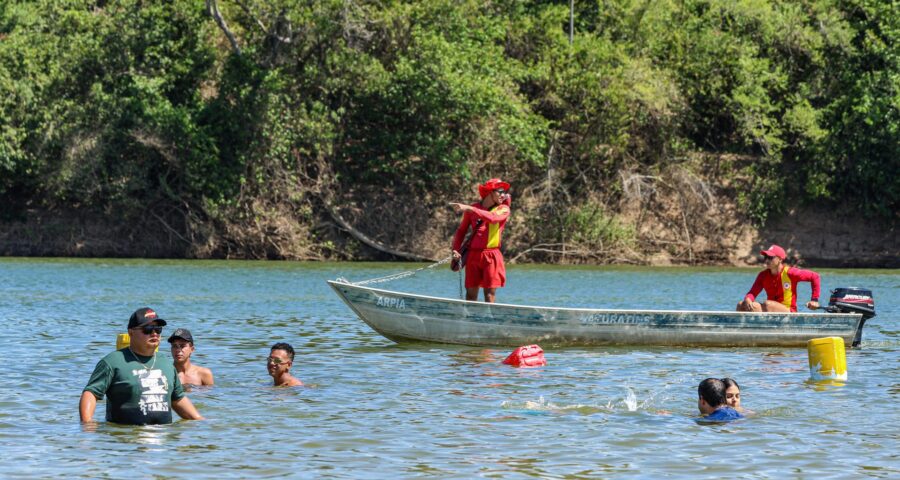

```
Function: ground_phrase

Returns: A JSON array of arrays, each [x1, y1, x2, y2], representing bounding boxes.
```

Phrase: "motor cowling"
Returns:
[[827, 287, 875, 348], [827, 287, 876, 320]]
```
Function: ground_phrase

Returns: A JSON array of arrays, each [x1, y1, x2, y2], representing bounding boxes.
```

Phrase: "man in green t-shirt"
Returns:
[[79, 307, 204, 425]]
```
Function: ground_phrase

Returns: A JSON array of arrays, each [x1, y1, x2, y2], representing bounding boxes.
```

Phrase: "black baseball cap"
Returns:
[[128, 307, 167, 328], [167, 328, 194, 344]]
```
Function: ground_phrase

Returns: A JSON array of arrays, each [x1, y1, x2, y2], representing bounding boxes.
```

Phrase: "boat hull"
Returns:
[[327, 281, 864, 347]]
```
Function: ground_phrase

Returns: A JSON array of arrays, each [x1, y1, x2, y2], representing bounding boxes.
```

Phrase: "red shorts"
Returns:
[[465, 249, 506, 289]]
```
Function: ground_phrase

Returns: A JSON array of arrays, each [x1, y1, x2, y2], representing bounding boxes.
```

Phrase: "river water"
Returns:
[[0, 258, 897, 478]]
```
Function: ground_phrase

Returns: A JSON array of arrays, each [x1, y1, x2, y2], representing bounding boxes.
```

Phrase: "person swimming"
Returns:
[[267, 342, 303, 387], [697, 378, 744, 423], [723, 377, 742, 412], [722, 377, 754, 415]]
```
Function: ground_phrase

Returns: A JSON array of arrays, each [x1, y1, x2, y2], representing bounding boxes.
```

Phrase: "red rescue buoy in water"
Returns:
[[502, 344, 546, 367]]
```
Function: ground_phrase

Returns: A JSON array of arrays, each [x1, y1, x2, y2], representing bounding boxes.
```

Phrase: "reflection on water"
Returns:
[[109, 424, 173, 447], [449, 349, 498, 366], [0, 259, 897, 478], [81, 420, 184, 446], [805, 378, 848, 392]]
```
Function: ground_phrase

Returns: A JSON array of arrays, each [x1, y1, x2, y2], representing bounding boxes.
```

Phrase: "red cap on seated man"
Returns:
[[759, 245, 786, 260]]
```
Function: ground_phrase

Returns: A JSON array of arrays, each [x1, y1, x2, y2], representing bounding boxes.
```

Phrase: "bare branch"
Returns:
[[234, 0, 268, 33], [311, 156, 436, 262], [510, 243, 599, 263], [233, 0, 292, 44], [150, 210, 192, 246], [206, 0, 242, 55], [320, 196, 437, 262]]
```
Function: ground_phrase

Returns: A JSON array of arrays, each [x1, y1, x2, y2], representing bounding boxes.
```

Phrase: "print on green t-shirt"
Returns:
[[83, 349, 185, 425]]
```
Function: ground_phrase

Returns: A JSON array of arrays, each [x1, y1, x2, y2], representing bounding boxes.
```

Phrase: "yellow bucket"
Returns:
[[807, 337, 847, 381]]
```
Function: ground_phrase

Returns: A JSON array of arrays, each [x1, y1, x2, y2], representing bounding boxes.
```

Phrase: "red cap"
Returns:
[[477, 178, 511, 198], [760, 245, 786, 259]]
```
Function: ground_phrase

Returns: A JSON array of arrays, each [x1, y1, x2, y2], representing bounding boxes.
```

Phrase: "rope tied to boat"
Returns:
[[336, 255, 453, 286]]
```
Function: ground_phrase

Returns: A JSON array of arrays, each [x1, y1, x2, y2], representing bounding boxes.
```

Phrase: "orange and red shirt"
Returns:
[[745, 266, 821, 312], [452, 200, 511, 252]]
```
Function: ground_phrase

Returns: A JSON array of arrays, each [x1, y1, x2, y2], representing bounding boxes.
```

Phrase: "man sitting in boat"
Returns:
[[450, 178, 511, 303], [736, 244, 821, 313]]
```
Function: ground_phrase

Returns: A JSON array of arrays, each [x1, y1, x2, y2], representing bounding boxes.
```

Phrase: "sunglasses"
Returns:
[[494, 189, 507, 195], [266, 356, 290, 365], [134, 325, 163, 335]]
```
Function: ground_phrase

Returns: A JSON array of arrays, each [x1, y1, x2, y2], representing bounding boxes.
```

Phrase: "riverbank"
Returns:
[[2, 203, 896, 268]]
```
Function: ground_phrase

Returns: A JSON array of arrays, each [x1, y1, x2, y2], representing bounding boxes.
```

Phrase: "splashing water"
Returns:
[[623, 387, 638, 411]]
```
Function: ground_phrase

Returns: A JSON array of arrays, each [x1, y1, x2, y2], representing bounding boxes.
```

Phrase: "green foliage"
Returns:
[[334, 1, 547, 186], [817, 0, 900, 216], [0, 0, 897, 235], [737, 162, 786, 225], [563, 202, 635, 249], [0, 0, 217, 217]]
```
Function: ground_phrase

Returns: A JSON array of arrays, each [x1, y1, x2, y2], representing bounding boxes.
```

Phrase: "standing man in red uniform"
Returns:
[[736, 244, 821, 312], [450, 178, 511, 303]]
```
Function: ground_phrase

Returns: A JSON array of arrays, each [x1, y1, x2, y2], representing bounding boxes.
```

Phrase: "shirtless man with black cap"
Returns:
[[168, 328, 214, 387]]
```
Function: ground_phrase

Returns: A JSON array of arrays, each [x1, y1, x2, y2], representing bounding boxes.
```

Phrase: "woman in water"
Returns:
[[722, 378, 747, 413]]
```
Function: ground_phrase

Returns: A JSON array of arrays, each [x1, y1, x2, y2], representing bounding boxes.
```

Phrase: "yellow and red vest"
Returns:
[[778, 266, 793, 310], [452, 202, 511, 251]]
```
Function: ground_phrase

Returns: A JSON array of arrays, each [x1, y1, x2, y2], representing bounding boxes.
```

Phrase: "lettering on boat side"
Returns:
[[580, 313, 648, 325], [376, 295, 406, 310]]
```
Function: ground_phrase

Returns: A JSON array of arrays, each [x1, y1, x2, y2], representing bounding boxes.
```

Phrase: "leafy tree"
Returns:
[[0, 0, 896, 258]]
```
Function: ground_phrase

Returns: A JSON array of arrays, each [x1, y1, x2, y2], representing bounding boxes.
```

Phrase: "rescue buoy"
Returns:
[[502, 344, 546, 367], [807, 336, 847, 381]]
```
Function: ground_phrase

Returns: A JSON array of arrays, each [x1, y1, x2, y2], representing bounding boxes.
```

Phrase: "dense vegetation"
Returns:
[[1, 0, 897, 260]]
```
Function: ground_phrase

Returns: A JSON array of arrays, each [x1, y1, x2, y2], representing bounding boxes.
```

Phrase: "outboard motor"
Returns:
[[826, 287, 876, 347]]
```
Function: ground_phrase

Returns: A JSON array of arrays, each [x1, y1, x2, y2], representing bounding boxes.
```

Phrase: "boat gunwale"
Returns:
[[326, 280, 862, 319]]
